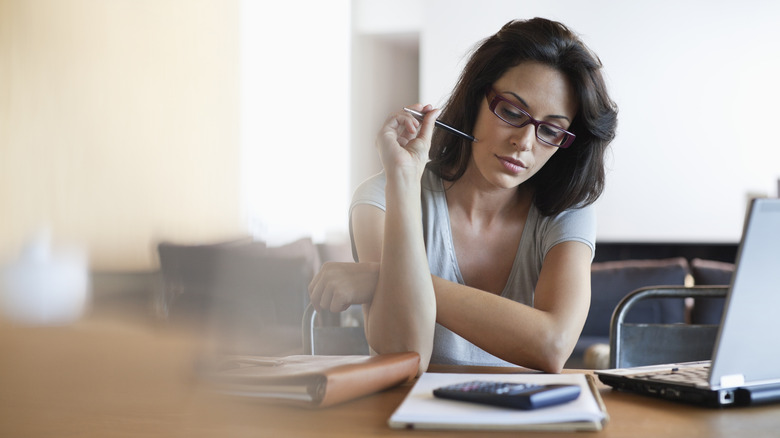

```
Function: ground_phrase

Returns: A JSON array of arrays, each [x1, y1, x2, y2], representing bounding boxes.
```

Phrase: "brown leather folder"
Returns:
[[200, 352, 420, 408]]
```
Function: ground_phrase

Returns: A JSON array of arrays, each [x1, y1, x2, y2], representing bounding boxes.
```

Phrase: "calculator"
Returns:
[[433, 381, 581, 410]]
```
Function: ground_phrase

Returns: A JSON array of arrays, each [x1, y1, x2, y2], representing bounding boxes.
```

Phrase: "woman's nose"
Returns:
[[511, 124, 536, 151]]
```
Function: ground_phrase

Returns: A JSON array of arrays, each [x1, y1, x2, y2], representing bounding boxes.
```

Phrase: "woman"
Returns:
[[309, 17, 618, 374]]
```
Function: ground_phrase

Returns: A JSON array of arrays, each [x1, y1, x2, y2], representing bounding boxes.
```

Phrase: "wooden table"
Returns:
[[1, 315, 778, 437]]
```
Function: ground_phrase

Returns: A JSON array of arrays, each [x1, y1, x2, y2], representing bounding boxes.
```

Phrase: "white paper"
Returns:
[[389, 373, 606, 431]]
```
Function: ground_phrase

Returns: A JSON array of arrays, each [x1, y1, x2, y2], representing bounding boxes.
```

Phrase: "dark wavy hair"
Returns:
[[427, 18, 618, 216]]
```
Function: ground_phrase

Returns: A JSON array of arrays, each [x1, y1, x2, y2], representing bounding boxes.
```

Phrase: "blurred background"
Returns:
[[1, 0, 779, 274]]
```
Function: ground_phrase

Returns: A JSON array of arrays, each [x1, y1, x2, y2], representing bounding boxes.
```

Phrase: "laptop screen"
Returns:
[[709, 198, 780, 387]]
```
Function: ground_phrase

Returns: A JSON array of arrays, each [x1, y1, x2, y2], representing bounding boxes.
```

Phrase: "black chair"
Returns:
[[302, 303, 369, 355], [609, 286, 729, 368]]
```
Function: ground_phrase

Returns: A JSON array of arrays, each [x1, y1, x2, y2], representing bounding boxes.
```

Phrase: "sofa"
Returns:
[[155, 236, 352, 356]]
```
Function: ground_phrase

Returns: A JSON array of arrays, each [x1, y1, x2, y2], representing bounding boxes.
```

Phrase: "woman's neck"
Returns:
[[444, 169, 532, 227]]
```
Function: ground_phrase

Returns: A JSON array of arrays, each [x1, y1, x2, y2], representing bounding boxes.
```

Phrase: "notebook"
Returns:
[[389, 372, 608, 431], [596, 197, 780, 407], [197, 352, 420, 408]]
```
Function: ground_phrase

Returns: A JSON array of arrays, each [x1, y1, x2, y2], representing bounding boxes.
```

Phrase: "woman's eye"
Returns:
[[539, 125, 558, 136], [499, 104, 526, 121], [539, 124, 566, 141]]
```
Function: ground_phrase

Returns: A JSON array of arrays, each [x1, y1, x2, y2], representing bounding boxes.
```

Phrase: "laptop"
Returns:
[[596, 197, 780, 407]]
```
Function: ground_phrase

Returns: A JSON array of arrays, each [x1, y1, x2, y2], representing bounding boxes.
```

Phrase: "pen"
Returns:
[[403, 107, 478, 143]]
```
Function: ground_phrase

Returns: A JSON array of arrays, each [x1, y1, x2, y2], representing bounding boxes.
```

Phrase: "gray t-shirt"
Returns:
[[349, 169, 596, 366]]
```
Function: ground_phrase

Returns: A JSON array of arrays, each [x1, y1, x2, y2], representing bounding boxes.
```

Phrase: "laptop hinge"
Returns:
[[720, 374, 745, 388]]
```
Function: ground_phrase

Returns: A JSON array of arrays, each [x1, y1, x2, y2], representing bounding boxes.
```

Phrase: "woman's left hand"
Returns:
[[308, 261, 380, 313]]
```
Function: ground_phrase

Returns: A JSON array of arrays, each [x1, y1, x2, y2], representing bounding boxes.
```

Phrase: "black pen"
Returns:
[[403, 107, 478, 143]]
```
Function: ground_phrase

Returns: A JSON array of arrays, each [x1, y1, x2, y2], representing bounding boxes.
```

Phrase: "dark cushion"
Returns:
[[690, 258, 734, 324], [260, 237, 322, 275], [583, 257, 691, 337], [568, 258, 692, 368], [317, 241, 354, 264], [157, 237, 257, 323], [209, 252, 313, 355], [157, 237, 322, 354]]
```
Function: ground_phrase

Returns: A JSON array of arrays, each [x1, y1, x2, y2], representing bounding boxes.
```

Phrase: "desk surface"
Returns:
[[1, 315, 778, 438]]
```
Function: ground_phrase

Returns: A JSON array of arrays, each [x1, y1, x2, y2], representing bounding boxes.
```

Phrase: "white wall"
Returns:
[[240, 0, 351, 245], [416, 0, 780, 243]]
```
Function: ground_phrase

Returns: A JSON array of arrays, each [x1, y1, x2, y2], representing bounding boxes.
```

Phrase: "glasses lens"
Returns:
[[493, 100, 530, 127], [537, 124, 571, 147]]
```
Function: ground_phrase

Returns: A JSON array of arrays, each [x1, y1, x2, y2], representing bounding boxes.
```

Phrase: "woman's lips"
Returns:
[[496, 155, 527, 174]]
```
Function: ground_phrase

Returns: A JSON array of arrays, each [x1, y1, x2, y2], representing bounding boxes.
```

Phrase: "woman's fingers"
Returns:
[[416, 107, 440, 143], [308, 270, 326, 312], [308, 263, 351, 313], [376, 104, 441, 174], [308, 262, 380, 313]]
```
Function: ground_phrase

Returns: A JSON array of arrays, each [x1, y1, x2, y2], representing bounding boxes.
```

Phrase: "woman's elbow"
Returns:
[[536, 355, 567, 374], [365, 327, 432, 376], [534, 334, 575, 374], [368, 341, 431, 377]]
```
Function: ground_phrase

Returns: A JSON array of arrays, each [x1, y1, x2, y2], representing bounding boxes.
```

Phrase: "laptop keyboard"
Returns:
[[633, 365, 711, 387]]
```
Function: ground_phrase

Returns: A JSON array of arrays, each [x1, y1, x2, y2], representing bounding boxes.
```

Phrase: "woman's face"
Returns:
[[467, 62, 578, 191]]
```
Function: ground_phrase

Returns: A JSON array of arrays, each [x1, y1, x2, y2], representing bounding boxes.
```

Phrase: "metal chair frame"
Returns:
[[302, 303, 318, 354], [302, 303, 369, 355], [610, 286, 729, 369]]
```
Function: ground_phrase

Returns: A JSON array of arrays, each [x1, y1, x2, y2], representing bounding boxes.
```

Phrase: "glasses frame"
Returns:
[[485, 88, 576, 148]]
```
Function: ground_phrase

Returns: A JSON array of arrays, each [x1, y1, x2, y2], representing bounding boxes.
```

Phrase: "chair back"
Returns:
[[302, 303, 369, 355], [610, 286, 728, 368], [157, 238, 319, 356]]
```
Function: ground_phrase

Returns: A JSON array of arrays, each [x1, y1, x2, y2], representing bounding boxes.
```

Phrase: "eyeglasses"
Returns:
[[485, 88, 576, 148]]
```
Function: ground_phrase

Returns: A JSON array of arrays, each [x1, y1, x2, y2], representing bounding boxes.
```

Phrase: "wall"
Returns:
[[350, 34, 419, 191], [0, 0, 243, 271], [350, 0, 422, 191], [5, 1, 778, 273], [417, 0, 780, 243], [240, 0, 351, 246]]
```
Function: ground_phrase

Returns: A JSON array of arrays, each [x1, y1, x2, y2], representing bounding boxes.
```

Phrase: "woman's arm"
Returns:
[[433, 240, 592, 373], [343, 106, 439, 375], [352, 202, 591, 373]]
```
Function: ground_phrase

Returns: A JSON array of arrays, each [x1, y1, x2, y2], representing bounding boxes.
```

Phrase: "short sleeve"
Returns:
[[538, 204, 597, 261], [349, 171, 387, 214], [348, 172, 387, 261]]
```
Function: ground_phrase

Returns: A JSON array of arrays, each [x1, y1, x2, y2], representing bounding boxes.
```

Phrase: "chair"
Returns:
[[157, 238, 321, 356], [690, 258, 735, 324], [302, 303, 370, 355], [609, 286, 728, 368], [156, 238, 254, 324], [568, 257, 692, 369]]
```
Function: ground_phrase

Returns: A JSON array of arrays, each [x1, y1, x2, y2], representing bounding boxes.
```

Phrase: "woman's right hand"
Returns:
[[308, 261, 379, 313], [376, 104, 440, 180]]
